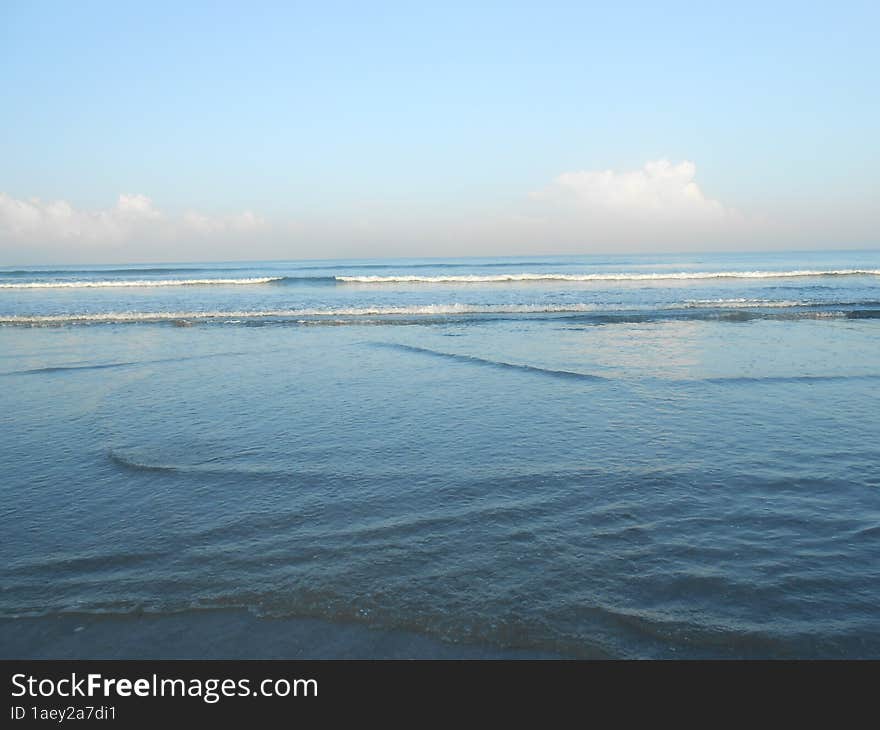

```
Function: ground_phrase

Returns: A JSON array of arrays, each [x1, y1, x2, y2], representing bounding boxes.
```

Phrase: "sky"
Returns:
[[1, 1, 878, 264]]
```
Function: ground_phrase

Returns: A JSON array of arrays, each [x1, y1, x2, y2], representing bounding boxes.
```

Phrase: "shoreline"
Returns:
[[0, 610, 568, 660]]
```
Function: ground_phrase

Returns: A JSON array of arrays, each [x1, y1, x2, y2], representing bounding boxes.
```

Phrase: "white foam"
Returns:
[[0, 303, 611, 325], [684, 298, 807, 308], [0, 277, 282, 289], [1, 299, 871, 326], [336, 270, 880, 284]]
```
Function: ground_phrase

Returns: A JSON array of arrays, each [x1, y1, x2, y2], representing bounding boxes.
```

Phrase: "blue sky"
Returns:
[[1, 1, 878, 262]]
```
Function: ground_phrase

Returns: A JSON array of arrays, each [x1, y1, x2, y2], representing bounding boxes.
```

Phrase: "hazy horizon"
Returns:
[[5, 245, 880, 271]]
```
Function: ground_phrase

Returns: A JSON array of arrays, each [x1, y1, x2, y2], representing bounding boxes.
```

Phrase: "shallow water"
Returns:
[[2, 251, 879, 658]]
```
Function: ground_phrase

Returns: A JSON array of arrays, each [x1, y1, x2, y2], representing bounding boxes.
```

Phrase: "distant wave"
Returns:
[[336, 269, 880, 284], [0, 277, 282, 289], [3, 301, 879, 326], [0, 267, 209, 276], [0, 260, 593, 276], [847, 310, 880, 319], [684, 298, 808, 308], [5, 269, 880, 289], [294, 260, 591, 271]]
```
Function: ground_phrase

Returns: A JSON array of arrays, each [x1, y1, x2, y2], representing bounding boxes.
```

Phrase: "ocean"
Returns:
[[2, 250, 879, 658]]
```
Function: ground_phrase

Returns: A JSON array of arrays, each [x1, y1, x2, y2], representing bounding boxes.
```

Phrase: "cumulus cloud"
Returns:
[[534, 160, 727, 219], [0, 192, 266, 246], [520, 159, 752, 249]]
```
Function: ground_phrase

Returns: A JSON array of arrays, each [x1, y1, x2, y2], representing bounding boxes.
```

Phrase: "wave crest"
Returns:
[[3, 300, 879, 327], [337, 270, 880, 284], [0, 277, 282, 289]]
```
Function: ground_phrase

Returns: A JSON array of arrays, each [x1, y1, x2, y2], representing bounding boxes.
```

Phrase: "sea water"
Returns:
[[2, 250, 879, 658]]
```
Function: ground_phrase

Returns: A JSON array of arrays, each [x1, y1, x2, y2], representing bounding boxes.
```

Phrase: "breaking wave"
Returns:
[[336, 269, 880, 284], [5, 269, 880, 289], [0, 304, 605, 325], [3, 300, 879, 327], [0, 267, 211, 277], [0, 277, 283, 289]]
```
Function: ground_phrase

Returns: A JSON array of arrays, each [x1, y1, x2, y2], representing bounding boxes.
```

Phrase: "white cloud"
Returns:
[[181, 210, 266, 236], [531, 159, 730, 221], [0, 192, 266, 245], [2, 160, 871, 263], [513, 159, 757, 250]]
